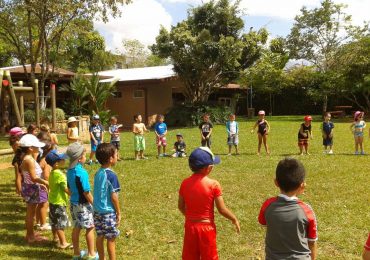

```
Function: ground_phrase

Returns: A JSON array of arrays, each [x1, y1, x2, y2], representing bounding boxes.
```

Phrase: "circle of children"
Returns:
[[6, 110, 370, 260]]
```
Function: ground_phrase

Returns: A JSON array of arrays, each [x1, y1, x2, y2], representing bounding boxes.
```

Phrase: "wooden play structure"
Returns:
[[0, 69, 57, 131]]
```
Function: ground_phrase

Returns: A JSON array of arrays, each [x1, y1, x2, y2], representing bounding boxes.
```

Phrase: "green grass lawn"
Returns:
[[0, 116, 368, 259]]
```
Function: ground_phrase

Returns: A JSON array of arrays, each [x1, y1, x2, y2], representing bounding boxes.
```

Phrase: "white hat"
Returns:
[[258, 110, 265, 115], [19, 134, 45, 148], [67, 117, 78, 124], [93, 114, 100, 120]]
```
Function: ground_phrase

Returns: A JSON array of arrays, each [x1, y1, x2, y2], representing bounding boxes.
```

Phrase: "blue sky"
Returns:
[[94, 0, 369, 52]]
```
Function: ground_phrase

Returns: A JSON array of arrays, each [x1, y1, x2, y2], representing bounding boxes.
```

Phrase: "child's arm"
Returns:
[[24, 158, 48, 187], [100, 126, 104, 143], [207, 127, 213, 138], [15, 166, 22, 195], [200, 129, 205, 139], [265, 120, 270, 133], [90, 131, 97, 144], [226, 122, 231, 135], [132, 124, 137, 134], [215, 196, 240, 233], [64, 187, 71, 196], [143, 124, 149, 133], [310, 129, 313, 139], [178, 195, 186, 216], [51, 133, 59, 145], [111, 192, 121, 226], [83, 191, 93, 204], [67, 128, 79, 142], [251, 122, 258, 133], [350, 122, 355, 132], [308, 241, 317, 260]]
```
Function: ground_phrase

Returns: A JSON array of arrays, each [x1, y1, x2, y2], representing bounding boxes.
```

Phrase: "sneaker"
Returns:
[[94, 160, 99, 164], [328, 150, 333, 154], [39, 224, 52, 231], [355, 151, 359, 155], [85, 160, 93, 165], [141, 157, 148, 160], [227, 153, 232, 156], [361, 151, 365, 155], [323, 150, 327, 154]]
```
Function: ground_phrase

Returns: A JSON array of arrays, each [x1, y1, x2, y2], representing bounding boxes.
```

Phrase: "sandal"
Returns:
[[57, 242, 73, 249], [27, 235, 49, 244]]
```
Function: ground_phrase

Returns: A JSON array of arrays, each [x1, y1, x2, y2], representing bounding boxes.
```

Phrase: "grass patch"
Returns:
[[0, 116, 368, 259]]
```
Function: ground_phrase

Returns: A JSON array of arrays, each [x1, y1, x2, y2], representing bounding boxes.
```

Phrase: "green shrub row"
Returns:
[[24, 108, 66, 123]]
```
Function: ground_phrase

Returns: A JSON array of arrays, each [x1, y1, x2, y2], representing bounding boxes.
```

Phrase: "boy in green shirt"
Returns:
[[45, 150, 72, 249]]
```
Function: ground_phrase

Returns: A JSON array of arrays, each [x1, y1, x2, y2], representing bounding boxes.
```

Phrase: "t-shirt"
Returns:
[[109, 124, 120, 142], [226, 121, 238, 135], [49, 169, 68, 206], [298, 123, 312, 140], [89, 123, 104, 141], [93, 168, 121, 214], [174, 141, 186, 152], [179, 173, 222, 222], [67, 163, 91, 205], [365, 233, 370, 251], [155, 122, 167, 136], [199, 122, 213, 137], [322, 121, 334, 135], [258, 194, 318, 259]]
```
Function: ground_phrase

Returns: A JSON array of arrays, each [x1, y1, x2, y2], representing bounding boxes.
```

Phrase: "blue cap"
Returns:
[[45, 150, 68, 166], [189, 147, 220, 170]]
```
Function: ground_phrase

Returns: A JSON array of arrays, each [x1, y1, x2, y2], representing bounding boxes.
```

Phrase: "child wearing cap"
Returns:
[[178, 147, 240, 259], [154, 114, 168, 157], [172, 133, 186, 157], [93, 143, 121, 260], [298, 116, 313, 155], [88, 114, 104, 165], [199, 113, 213, 148], [350, 111, 366, 155], [45, 150, 72, 249], [226, 113, 239, 155], [66, 142, 97, 259], [17, 134, 49, 243], [258, 157, 318, 260], [321, 112, 334, 154], [67, 117, 80, 144], [251, 110, 270, 155]]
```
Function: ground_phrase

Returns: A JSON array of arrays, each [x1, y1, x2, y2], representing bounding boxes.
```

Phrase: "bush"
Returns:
[[165, 104, 233, 127], [24, 108, 66, 123]]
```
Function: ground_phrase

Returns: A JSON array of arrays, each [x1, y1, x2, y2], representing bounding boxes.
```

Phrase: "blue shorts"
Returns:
[[91, 140, 101, 152], [70, 203, 94, 229], [94, 212, 120, 239]]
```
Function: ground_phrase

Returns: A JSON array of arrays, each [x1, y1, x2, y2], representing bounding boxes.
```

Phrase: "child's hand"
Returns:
[[232, 219, 240, 234], [250, 129, 254, 134]]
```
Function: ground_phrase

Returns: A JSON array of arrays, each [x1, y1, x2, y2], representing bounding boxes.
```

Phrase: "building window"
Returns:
[[218, 97, 231, 107], [133, 89, 145, 98], [113, 91, 122, 98]]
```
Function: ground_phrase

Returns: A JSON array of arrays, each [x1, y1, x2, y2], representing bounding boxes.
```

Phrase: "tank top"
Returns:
[[22, 157, 43, 185], [68, 127, 79, 143]]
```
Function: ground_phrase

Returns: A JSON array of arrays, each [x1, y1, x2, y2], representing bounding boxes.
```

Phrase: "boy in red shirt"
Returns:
[[178, 147, 240, 260]]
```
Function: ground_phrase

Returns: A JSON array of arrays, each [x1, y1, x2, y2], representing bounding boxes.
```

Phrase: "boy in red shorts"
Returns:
[[178, 147, 240, 260]]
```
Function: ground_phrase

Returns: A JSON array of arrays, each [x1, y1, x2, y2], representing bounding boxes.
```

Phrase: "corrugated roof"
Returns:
[[98, 65, 176, 83], [0, 64, 75, 77]]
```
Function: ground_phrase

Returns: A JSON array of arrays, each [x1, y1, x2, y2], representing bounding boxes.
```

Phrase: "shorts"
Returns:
[[227, 134, 239, 145], [91, 140, 102, 152], [94, 212, 120, 239], [111, 141, 120, 150], [354, 131, 364, 137], [156, 136, 167, 147], [70, 203, 94, 229], [323, 137, 333, 146], [298, 139, 309, 146], [201, 137, 211, 148], [134, 135, 145, 151], [22, 183, 48, 204], [173, 151, 186, 157], [49, 203, 68, 229], [183, 222, 218, 260]]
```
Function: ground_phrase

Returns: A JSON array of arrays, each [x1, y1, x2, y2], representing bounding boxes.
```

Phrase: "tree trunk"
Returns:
[[322, 94, 328, 115]]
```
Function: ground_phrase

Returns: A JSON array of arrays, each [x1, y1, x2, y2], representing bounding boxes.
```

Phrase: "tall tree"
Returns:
[[0, 0, 128, 108], [151, 0, 267, 103], [286, 0, 367, 112], [0, 39, 12, 66]]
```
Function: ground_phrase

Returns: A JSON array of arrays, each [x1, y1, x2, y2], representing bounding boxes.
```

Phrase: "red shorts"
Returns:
[[182, 222, 218, 260], [156, 136, 167, 147], [298, 139, 309, 146]]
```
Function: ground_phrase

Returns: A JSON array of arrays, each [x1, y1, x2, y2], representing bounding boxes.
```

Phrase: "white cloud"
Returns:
[[94, 0, 172, 52]]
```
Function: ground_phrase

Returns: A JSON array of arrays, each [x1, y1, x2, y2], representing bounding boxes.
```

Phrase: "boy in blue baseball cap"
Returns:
[[178, 147, 240, 259], [45, 150, 72, 249]]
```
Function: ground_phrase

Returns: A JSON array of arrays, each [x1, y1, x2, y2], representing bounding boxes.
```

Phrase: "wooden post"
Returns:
[[34, 79, 40, 127], [19, 81, 24, 127], [5, 70, 22, 126], [51, 83, 56, 131], [0, 69, 3, 101]]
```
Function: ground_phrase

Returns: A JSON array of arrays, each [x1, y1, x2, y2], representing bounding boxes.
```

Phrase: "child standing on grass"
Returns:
[[94, 143, 121, 260], [321, 112, 334, 154], [298, 116, 313, 155], [226, 114, 239, 155], [45, 150, 72, 249], [132, 114, 149, 160], [251, 110, 270, 155], [154, 114, 168, 157], [199, 114, 213, 148], [66, 142, 97, 260], [350, 111, 366, 155], [178, 147, 240, 259], [109, 116, 122, 161], [17, 134, 49, 243], [88, 114, 104, 165], [67, 117, 79, 144], [172, 133, 186, 157], [258, 157, 318, 260]]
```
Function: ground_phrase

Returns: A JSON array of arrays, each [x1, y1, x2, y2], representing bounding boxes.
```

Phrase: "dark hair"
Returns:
[[37, 142, 54, 163], [276, 158, 306, 192], [37, 131, 51, 142], [96, 143, 117, 165], [156, 114, 164, 121], [27, 124, 38, 134], [15, 146, 31, 168], [324, 112, 331, 117], [9, 134, 22, 146], [133, 114, 141, 121]]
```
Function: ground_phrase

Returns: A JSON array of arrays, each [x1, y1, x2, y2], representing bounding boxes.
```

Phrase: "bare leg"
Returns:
[[96, 235, 105, 260], [135, 151, 139, 159], [299, 144, 303, 155], [89, 151, 95, 161], [228, 145, 232, 154], [56, 229, 68, 246], [86, 227, 95, 257], [262, 135, 269, 154], [257, 134, 262, 155], [355, 137, 359, 153], [139, 150, 144, 159], [157, 146, 161, 156], [107, 238, 116, 260], [304, 143, 309, 154], [26, 203, 37, 241], [235, 145, 239, 154], [163, 146, 166, 155], [72, 227, 81, 256], [39, 202, 48, 226]]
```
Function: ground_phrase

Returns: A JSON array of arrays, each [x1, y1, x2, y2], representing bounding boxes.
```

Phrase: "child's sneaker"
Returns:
[[80, 250, 99, 260], [72, 256, 81, 260], [355, 151, 359, 155], [39, 224, 52, 231], [85, 160, 93, 165], [361, 151, 365, 155], [328, 150, 333, 154]]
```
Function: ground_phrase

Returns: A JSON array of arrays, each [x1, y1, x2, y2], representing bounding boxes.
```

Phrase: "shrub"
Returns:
[[24, 108, 65, 123], [165, 104, 233, 127]]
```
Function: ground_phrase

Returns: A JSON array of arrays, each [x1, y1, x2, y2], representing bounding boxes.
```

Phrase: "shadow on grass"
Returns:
[[7, 247, 71, 259]]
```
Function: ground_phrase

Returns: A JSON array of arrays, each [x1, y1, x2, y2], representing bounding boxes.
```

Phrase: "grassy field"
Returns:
[[0, 116, 368, 259]]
